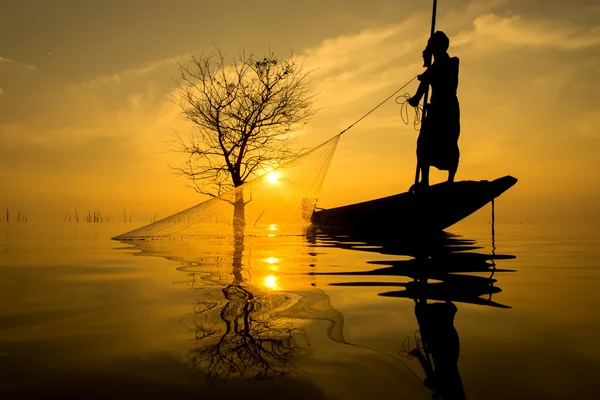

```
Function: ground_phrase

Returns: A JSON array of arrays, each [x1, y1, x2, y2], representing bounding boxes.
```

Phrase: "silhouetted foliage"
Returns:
[[172, 48, 316, 197]]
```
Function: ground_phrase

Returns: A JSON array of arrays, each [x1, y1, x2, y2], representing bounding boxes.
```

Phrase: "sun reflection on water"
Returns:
[[264, 275, 279, 290]]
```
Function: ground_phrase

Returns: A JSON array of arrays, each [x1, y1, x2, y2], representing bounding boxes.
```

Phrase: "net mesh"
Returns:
[[114, 134, 340, 240]]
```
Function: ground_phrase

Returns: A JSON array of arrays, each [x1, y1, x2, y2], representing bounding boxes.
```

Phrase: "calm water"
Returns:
[[1, 219, 599, 399]]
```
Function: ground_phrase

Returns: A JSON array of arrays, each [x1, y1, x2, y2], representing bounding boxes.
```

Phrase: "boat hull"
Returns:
[[311, 175, 517, 233]]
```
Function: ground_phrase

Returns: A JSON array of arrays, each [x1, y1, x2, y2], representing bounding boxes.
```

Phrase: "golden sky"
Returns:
[[1, 0, 599, 225]]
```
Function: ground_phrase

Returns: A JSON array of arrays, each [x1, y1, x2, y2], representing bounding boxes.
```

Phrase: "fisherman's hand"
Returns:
[[408, 96, 420, 107]]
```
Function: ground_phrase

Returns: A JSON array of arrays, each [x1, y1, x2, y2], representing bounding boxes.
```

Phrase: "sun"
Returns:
[[266, 171, 280, 184]]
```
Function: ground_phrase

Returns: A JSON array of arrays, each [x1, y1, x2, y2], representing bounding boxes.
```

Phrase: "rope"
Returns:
[[491, 198, 496, 255], [338, 76, 418, 136], [395, 93, 423, 131], [489, 198, 497, 300], [342, 339, 425, 385]]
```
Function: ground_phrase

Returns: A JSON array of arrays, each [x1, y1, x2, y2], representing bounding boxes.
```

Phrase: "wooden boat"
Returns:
[[311, 175, 517, 233]]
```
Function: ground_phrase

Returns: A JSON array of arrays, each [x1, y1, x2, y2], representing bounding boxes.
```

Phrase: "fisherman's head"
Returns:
[[422, 31, 449, 66], [427, 31, 450, 55]]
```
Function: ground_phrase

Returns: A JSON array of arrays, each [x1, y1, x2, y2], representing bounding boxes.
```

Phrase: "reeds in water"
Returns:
[[0, 208, 27, 222], [61, 207, 156, 224], [63, 207, 114, 223]]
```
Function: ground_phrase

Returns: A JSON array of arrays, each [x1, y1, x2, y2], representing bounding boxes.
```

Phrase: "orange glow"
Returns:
[[266, 172, 280, 184], [1, 6, 598, 227], [264, 275, 278, 289]]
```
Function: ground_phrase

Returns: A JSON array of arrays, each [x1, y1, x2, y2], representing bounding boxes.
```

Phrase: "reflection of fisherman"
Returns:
[[409, 31, 460, 189], [411, 301, 467, 400]]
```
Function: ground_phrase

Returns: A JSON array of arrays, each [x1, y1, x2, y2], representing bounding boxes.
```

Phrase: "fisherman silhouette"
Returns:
[[409, 31, 460, 191]]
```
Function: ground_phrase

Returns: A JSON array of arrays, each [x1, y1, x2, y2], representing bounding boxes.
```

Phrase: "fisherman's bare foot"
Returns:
[[409, 181, 429, 195]]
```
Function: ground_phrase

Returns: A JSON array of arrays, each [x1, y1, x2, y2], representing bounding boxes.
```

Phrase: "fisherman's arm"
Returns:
[[408, 70, 430, 107]]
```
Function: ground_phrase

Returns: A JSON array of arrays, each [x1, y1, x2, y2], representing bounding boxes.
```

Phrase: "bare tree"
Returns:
[[172, 48, 316, 198]]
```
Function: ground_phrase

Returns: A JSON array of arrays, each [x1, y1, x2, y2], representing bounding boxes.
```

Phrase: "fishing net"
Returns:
[[114, 134, 340, 240]]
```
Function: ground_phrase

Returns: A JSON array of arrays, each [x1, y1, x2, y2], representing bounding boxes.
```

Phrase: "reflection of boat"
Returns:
[[310, 228, 515, 308], [310, 227, 516, 399], [311, 176, 517, 232]]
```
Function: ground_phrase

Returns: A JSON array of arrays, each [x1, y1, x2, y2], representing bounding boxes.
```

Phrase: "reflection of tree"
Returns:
[[117, 227, 347, 381], [189, 284, 301, 380], [186, 232, 304, 380]]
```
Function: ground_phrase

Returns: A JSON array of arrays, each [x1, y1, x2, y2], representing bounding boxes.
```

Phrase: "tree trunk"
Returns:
[[231, 226, 244, 285], [233, 189, 246, 237]]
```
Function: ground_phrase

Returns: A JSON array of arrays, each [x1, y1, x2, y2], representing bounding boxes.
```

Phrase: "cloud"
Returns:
[[453, 14, 600, 51], [0, 56, 37, 70], [289, 9, 600, 207], [302, 18, 426, 114], [69, 54, 187, 90], [4, 6, 600, 216]]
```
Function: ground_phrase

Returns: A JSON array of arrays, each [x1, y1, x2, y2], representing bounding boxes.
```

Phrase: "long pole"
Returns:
[[414, 0, 438, 187]]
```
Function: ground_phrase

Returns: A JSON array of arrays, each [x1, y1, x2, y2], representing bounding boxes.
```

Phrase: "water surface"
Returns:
[[1, 219, 599, 398]]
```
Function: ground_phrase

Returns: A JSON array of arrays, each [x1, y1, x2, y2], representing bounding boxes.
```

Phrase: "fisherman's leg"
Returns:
[[410, 163, 429, 194], [447, 142, 459, 183], [448, 168, 456, 183], [421, 164, 430, 186]]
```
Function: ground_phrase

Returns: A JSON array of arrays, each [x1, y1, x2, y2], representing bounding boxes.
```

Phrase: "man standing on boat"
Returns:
[[409, 31, 460, 190]]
